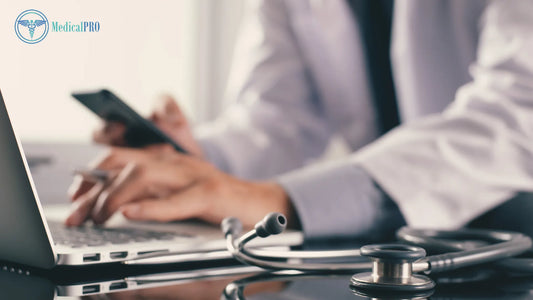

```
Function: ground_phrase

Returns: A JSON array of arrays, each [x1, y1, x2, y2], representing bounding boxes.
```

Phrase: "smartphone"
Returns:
[[72, 89, 187, 153]]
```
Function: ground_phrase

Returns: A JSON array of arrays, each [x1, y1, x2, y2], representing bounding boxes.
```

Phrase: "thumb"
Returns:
[[154, 94, 185, 124]]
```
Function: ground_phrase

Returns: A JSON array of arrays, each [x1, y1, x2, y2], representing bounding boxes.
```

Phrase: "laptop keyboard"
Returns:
[[48, 221, 190, 248]]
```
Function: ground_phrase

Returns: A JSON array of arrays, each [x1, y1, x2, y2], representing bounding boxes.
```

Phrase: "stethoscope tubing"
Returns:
[[226, 231, 430, 273], [227, 226, 532, 275], [398, 228, 532, 273]]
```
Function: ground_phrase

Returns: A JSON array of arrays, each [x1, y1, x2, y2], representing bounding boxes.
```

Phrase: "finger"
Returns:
[[91, 163, 149, 224], [71, 148, 195, 202], [69, 164, 119, 201], [68, 174, 96, 201], [91, 158, 193, 223], [120, 185, 208, 223], [155, 94, 185, 124], [92, 147, 153, 171], [123, 150, 198, 186], [143, 144, 176, 156], [65, 181, 105, 226], [150, 95, 205, 157], [92, 121, 127, 146], [152, 96, 187, 132]]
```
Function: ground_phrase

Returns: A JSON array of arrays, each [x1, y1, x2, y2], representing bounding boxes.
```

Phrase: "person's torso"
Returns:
[[285, 0, 488, 149]]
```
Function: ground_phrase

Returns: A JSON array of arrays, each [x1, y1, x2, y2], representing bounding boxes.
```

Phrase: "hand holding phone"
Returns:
[[72, 89, 188, 153]]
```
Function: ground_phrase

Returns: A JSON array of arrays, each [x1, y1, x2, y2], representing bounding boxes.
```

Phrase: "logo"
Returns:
[[15, 9, 49, 44]]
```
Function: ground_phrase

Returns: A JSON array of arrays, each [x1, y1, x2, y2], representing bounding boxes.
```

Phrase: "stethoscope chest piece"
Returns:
[[350, 244, 435, 292]]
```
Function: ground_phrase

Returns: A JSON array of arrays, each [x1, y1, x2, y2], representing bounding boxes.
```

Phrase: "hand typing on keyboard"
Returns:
[[65, 146, 296, 230]]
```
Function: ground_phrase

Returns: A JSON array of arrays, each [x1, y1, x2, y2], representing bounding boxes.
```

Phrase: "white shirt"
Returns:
[[197, 0, 533, 239]]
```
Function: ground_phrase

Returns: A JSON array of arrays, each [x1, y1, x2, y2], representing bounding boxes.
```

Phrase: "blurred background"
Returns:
[[0, 0, 245, 142], [0, 0, 245, 203]]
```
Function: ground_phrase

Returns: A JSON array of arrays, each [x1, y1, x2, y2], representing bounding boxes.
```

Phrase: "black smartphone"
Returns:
[[72, 89, 187, 153]]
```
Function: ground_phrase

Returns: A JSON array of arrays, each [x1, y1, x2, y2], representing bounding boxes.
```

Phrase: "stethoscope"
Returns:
[[222, 213, 533, 292]]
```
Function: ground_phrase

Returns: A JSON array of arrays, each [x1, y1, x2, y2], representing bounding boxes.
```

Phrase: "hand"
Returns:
[[66, 146, 294, 228], [149, 95, 204, 157], [92, 94, 204, 157]]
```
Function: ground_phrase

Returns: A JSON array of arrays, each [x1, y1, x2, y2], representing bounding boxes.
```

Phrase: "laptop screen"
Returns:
[[0, 91, 56, 268]]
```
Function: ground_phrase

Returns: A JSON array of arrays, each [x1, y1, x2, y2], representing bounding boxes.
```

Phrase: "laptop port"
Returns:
[[109, 282, 128, 291], [82, 284, 100, 294], [110, 251, 128, 259], [83, 253, 101, 262], [137, 250, 167, 256]]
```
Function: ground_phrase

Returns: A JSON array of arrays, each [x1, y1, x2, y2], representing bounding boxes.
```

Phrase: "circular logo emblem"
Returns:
[[14, 9, 49, 44]]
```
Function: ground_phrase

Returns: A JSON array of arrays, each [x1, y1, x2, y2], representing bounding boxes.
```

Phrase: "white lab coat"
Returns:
[[197, 0, 533, 232]]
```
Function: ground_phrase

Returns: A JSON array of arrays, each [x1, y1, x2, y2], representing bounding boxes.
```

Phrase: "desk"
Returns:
[[15, 145, 533, 299], [2, 261, 533, 299]]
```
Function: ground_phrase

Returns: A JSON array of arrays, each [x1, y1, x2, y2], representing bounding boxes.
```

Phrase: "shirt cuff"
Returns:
[[277, 161, 404, 241]]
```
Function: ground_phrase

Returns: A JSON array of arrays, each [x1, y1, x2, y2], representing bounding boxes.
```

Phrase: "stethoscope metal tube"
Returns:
[[226, 231, 384, 272], [397, 228, 533, 274], [223, 214, 430, 273], [222, 213, 533, 292], [245, 247, 361, 259]]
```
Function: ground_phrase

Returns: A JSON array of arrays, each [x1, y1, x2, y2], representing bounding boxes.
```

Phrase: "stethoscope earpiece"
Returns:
[[222, 217, 242, 237], [350, 244, 435, 292], [255, 213, 287, 237]]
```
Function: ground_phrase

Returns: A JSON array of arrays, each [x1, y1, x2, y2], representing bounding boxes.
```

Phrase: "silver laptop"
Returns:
[[0, 90, 302, 269]]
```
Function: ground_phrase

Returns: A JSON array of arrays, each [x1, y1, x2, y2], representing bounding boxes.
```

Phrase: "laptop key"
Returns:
[[87, 241, 107, 247]]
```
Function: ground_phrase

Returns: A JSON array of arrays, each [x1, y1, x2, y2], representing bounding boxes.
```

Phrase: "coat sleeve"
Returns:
[[354, 0, 533, 229], [278, 162, 405, 240], [276, 0, 533, 239], [196, 0, 331, 180]]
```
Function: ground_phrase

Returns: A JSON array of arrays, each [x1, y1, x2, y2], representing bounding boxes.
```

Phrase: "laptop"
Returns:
[[0, 90, 302, 269]]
